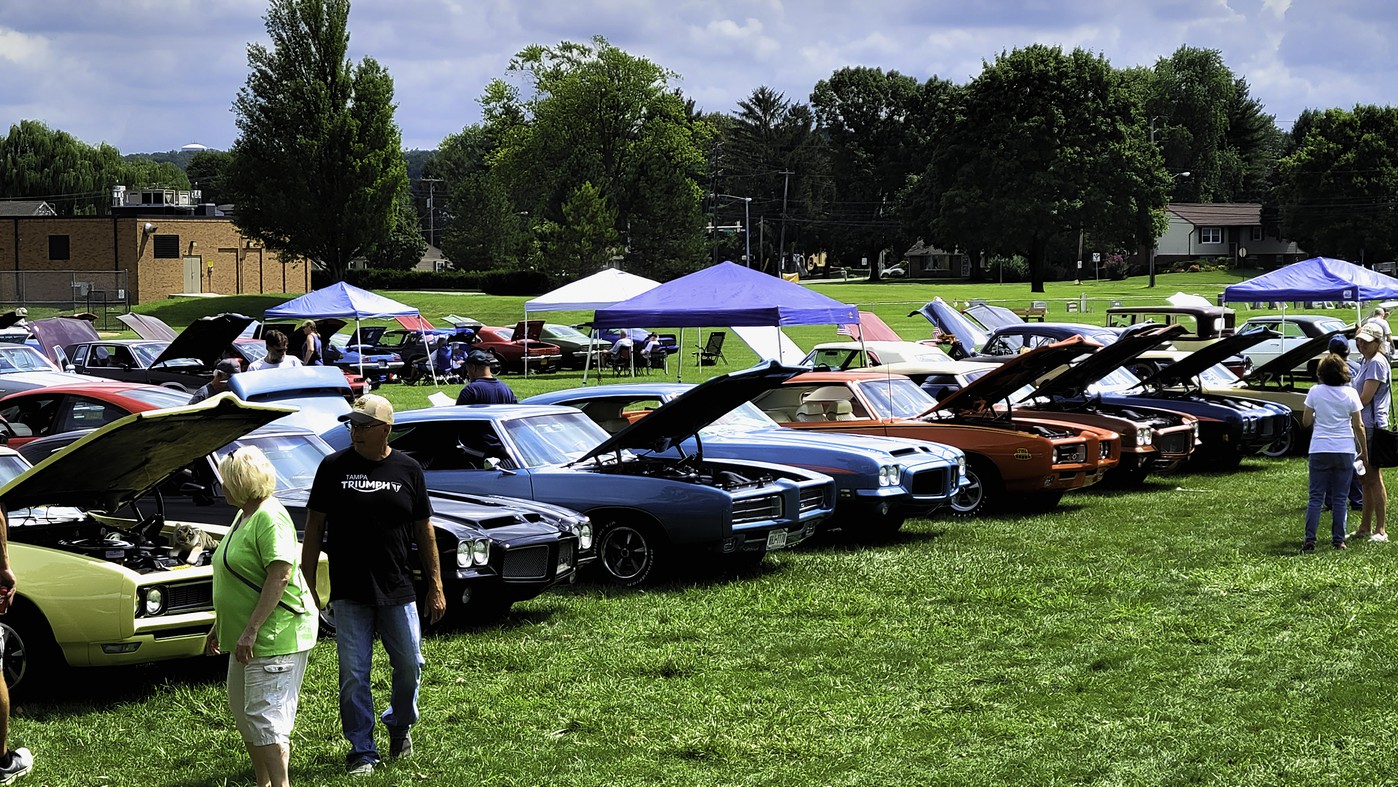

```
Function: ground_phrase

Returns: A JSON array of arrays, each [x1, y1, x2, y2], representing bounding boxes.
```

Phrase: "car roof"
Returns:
[[0, 380, 175, 398]]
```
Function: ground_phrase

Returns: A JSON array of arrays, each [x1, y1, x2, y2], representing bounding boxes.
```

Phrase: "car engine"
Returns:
[[596, 458, 774, 490]]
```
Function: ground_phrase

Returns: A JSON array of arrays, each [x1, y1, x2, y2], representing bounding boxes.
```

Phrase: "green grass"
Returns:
[[14, 275, 1395, 785], [17, 459, 1398, 785]]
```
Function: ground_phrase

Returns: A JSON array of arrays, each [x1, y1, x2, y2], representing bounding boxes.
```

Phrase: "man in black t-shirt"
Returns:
[[302, 394, 445, 776], [455, 349, 518, 405]]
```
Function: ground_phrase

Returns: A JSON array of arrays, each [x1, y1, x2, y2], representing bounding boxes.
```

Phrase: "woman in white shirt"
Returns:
[[1302, 353, 1368, 551]]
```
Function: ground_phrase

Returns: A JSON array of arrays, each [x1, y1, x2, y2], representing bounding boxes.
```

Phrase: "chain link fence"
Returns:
[[0, 271, 130, 331]]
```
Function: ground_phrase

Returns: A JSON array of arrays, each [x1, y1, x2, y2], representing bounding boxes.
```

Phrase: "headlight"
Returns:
[[1191, 421, 1200, 439], [143, 587, 166, 617], [958, 456, 967, 479], [1137, 426, 1153, 446], [576, 520, 594, 551], [879, 464, 900, 487], [471, 539, 490, 566]]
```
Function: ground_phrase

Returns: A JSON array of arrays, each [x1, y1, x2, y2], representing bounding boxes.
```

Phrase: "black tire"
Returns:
[[317, 604, 336, 638], [596, 520, 663, 587], [1, 601, 59, 694], [1260, 425, 1297, 458], [949, 458, 999, 517]]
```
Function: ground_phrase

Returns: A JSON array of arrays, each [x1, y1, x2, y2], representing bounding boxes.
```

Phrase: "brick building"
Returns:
[[0, 187, 310, 306]]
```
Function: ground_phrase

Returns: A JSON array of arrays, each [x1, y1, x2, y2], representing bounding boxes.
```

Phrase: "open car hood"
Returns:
[[934, 336, 1101, 414], [1031, 324, 1187, 399], [29, 317, 99, 365], [580, 360, 809, 461], [116, 313, 178, 342], [965, 303, 1025, 331], [152, 313, 256, 368], [911, 298, 989, 350], [0, 394, 293, 513], [1134, 330, 1275, 388], [1248, 327, 1354, 382], [511, 320, 545, 342]]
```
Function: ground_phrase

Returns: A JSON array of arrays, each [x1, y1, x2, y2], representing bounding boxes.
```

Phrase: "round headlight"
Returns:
[[471, 539, 490, 566], [144, 587, 166, 617], [577, 521, 594, 551], [880, 464, 899, 487], [958, 456, 967, 478], [1137, 427, 1153, 446], [456, 546, 472, 569]]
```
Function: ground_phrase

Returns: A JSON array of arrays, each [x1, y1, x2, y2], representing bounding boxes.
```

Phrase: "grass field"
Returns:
[[13, 272, 1396, 785]]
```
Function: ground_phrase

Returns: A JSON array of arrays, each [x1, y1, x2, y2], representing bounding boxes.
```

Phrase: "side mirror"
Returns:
[[484, 457, 515, 475]]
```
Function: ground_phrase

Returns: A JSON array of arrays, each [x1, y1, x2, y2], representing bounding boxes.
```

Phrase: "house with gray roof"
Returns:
[[1157, 203, 1305, 268]]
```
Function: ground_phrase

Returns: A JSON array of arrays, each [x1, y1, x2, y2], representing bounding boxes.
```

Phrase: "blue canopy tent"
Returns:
[[1222, 256, 1398, 335], [593, 261, 859, 380], [264, 282, 424, 383]]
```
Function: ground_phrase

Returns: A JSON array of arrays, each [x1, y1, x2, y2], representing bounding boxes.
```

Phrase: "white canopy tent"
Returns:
[[524, 268, 661, 381]]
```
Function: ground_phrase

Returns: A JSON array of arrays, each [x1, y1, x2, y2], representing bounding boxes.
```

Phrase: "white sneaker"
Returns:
[[1371, 532, 1390, 543], [0, 748, 33, 784]]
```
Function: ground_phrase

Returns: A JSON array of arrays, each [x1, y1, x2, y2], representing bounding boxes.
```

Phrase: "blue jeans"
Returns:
[[1307, 453, 1354, 545], [333, 600, 424, 762]]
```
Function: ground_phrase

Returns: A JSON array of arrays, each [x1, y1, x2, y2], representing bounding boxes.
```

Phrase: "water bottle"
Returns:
[[1356, 458, 1367, 476]]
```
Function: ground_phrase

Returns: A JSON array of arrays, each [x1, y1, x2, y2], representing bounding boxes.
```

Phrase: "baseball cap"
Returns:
[[1356, 325, 1385, 345], [465, 349, 494, 366], [214, 358, 241, 376], [339, 394, 394, 426], [1328, 335, 1350, 354]]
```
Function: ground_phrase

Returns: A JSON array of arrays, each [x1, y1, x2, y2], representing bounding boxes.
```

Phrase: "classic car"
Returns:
[[571, 326, 681, 356], [1094, 330, 1293, 468], [321, 364, 839, 586], [0, 381, 191, 446], [473, 324, 564, 374], [747, 369, 1114, 516], [0, 395, 326, 692], [20, 423, 594, 624], [1236, 314, 1352, 369], [501, 323, 610, 371], [343, 325, 456, 370], [1104, 304, 1236, 351], [0, 343, 78, 397], [1195, 327, 1354, 456], [900, 332, 1198, 485], [801, 341, 954, 371], [524, 375, 967, 536], [63, 313, 255, 392], [226, 366, 353, 433]]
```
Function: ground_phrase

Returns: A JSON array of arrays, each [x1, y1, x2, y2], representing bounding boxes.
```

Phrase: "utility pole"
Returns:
[[421, 177, 443, 248], [776, 170, 792, 274]]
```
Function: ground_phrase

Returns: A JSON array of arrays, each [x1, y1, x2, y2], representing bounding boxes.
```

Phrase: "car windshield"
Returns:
[[496, 328, 514, 340], [803, 348, 862, 368], [855, 377, 935, 418], [123, 388, 194, 408], [0, 453, 29, 486], [545, 325, 591, 341], [501, 412, 612, 467], [214, 433, 330, 491], [700, 402, 779, 436], [241, 342, 270, 360], [0, 345, 60, 374]]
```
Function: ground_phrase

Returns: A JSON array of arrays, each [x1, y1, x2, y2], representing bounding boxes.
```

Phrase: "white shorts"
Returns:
[[227, 650, 311, 747]]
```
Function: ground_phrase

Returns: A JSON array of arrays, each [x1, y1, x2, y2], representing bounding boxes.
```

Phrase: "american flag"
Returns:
[[836, 323, 859, 339]]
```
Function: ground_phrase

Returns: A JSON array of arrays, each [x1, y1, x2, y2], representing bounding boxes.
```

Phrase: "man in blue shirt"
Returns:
[[455, 350, 518, 405]]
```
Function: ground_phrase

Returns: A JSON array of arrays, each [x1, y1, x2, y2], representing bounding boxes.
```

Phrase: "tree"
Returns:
[[431, 125, 531, 271], [1277, 106, 1398, 262], [713, 87, 829, 272], [225, 0, 407, 282], [539, 181, 621, 274], [479, 37, 712, 280], [185, 150, 233, 206], [811, 68, 941, 277], [363, 189, 427, 270], [922, 45, 1168, 292], [0, 120, 189, 214]]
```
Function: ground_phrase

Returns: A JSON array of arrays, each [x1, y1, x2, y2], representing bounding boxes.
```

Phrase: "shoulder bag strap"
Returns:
[[221, 519, 307, 616]]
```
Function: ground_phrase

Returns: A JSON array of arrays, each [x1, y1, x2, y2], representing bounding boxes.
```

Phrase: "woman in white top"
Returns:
[[1302, 353, 1368, 551]]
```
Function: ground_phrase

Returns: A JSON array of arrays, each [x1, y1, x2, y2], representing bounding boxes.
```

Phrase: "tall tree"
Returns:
[[923, 45, 1167, 292], [184, 150, 233, 206], [363, 188, 427, 270], [225, 0, 406, 282], [0, 120, 188, 214], [480, 36, 712, 280], [811, 67, 934, 277], [432, 125, 531, 271], [1277, 106, 1398, 262], [713, 87, 829, 271]]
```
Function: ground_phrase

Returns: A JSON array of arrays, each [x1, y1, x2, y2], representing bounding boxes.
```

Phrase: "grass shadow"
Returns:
[[16, 656, 227, 717]]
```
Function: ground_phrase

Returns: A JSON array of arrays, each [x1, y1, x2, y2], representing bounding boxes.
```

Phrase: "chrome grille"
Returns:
[[164, 581, 213, 613], [502, 545, 550, 580], [1156, 432, 1191, 455], [909, 468, 951, 495], [558, 541, 575, 568], [733, 495, 782, 525], [1258, 417, 1277, 438], [798, 487, 827, 514], [1054, 444, 1087, 464]]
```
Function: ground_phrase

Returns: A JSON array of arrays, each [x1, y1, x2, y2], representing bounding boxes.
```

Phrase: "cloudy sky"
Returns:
[[0, 0, 1391, 153]]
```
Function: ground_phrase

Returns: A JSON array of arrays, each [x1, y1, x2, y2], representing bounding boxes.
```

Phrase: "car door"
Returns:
[[74, 343, 126, 382], [54, 395, 132, 434]]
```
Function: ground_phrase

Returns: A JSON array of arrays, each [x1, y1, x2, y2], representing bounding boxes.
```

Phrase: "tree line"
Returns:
[[2, 0, 1396, 290]]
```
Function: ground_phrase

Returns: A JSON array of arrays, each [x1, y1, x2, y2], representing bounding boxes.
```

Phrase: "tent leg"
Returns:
[[677, 328, 684, 383], [583, 328, 594, 384]]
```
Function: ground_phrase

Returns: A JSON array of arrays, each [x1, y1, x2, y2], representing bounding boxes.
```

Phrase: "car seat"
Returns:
[[795, 402, 828, 422], [830, 400, 856, 420]]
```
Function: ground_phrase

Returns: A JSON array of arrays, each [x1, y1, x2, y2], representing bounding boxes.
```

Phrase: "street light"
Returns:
[[1148, 171, 1192, 288], [711, 193, 752, 267]]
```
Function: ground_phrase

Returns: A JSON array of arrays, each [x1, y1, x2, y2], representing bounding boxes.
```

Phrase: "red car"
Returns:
[[473, 322, 564, 374], [0, 381, 191, 447]]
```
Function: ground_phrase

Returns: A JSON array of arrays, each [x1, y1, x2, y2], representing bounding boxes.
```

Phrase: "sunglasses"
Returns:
[[344, 420, 387, 431]]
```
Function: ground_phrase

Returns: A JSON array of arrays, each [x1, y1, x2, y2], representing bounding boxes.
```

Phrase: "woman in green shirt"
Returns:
[[205, 446, 317, 787]]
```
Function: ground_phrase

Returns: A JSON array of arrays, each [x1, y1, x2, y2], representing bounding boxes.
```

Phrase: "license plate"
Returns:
[[766, 529, 788, 550]]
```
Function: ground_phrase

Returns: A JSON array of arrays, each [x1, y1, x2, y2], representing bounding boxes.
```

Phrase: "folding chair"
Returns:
[[693, 331, 727, 366]]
